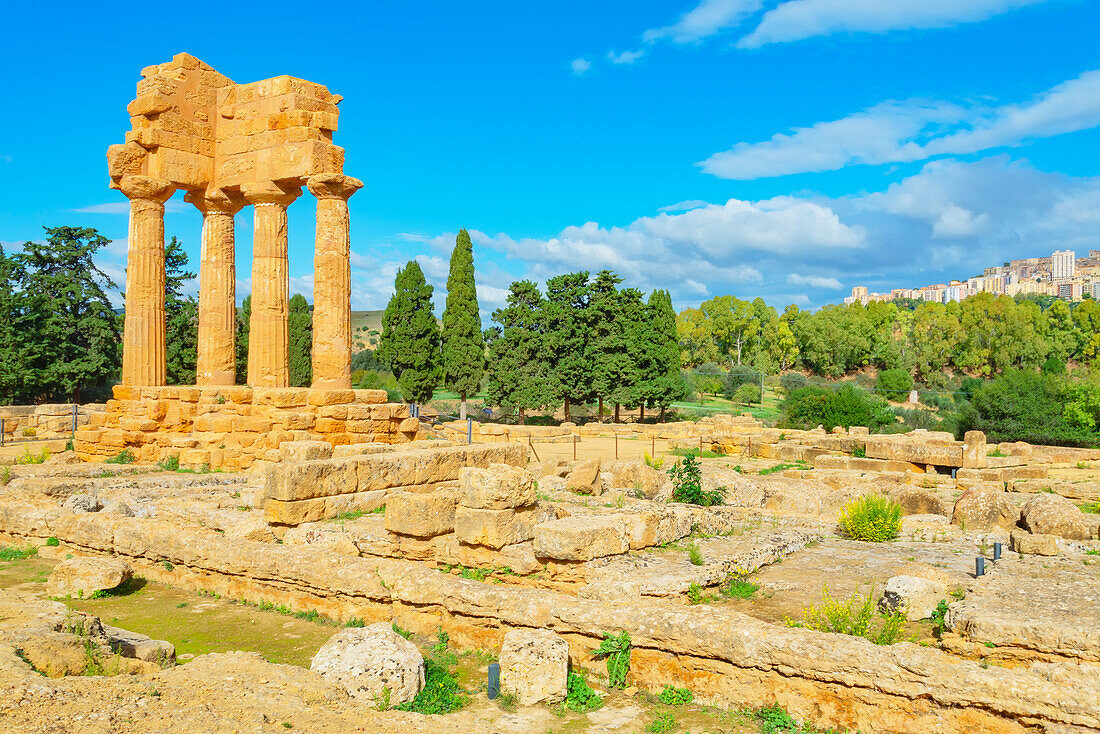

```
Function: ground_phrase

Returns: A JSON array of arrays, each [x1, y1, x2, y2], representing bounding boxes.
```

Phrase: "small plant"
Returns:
[[104, 449, 136, 465], [658, 685, 693, 706], [785, 584, 906, 645], [162, 560, 174, 571], [563, 670, 602, 712], [391, 622, 413, 640], [0, 546, 38, 561], [15, 446, 50, 465], [65, 439, 74, 452], [852, 446, 867, 458], [214, 394, 227, 405], [719, 570, 759, 599], [643, 451, 664, 470], [837, 495, 902, 542], [157, 455, 180, 471], [374, 687, 392, 711], [45, 537, 60, 547], [668, 455, 726, 506], [496, 691, 517, 711], [646, 712, 678, 734], [345, 617, 366, 627], [593, 631, 631, 688], [758, 461, 811, 475], [0, 467, 12, 486], [21, 427, 36, 437], [686, 582, 715, 605], [1076, 461, 1090, 470], [929, 599, 950, 638], [687, 542, 704, 566], [395, 658, 468, 714], [1080, 501, 1100, 514], [987, 448, 1007, 458]]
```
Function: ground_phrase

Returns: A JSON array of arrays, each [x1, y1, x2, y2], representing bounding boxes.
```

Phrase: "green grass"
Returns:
[[759, 461, 812, 475], [0, 546, 38, 561], [645, 712, 679, 733], [687, 543, 704, 566], [1080, 501, 1100, 514], [785, 585, 906, 645], [104, 449, 136, 465], [668, 447, 725, 459], [719, 572, 759, 599], [658, 685, 693, 706]]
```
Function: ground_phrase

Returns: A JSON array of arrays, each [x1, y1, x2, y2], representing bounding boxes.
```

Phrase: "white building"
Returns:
[[1053, 249, 1076, 280]]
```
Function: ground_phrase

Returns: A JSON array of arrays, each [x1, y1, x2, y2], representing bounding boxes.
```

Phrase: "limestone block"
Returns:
[[1010, 529, 1060, 556], [310, 624, 424, 705], [279, 440, 333, 462], [879, 575, 947, 621], [307, 389, 356, 406], [533, 516, 630, 561], [1020, 493, 1089, 540], [885, 485, 946, 516], [103, 624, 175, 665], [63, 495, 102, 514], [45, 557, 132, 599], [962, 431, 988, 469], [264, 497, 327, 525], [950, 487, 1017, 531], [458, 464, 537, 510], [266, 458, 357, 502], [385, 490, 459, 538], [454, 505, 539, 549], [566, 458, 603, 495], [498, 629, 568, 705], [456, 541, 540, 575], [608, 461, 667, 499]]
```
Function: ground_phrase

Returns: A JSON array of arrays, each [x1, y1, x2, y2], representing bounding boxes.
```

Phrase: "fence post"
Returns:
[[71, 404, 78, 438], [573, 434, 577, 461], [615, 433, 619, 460], [0, 418, 4, 447], [466, 418, 472, 445]]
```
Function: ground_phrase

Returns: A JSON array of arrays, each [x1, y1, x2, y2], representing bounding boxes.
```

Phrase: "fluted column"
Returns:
[[307, 174, 363, 389], [185, 187, 245, 386], [119, 175, 175, 386], [241, 182, 300, 387]]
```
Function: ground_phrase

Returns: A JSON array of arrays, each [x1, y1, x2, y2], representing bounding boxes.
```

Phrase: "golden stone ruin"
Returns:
[[107, 52, 361, 389]]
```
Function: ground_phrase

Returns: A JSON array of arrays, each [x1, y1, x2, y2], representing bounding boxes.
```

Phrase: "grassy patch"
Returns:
[[658, 685, 693, 706], [668, 447, 724, 459], [719, 571, 759, 600], [0, 545, 38, 561], [104, 449, 135, 465], [785, 585, 906, 645], [1080, 501, 1100, 514], [759, 461, 811, 475]]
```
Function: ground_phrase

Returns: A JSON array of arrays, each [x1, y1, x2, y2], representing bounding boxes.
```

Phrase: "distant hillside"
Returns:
[[351, 310, 385, 351]]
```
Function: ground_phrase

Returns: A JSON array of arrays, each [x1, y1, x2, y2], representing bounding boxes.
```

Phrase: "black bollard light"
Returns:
[[993, 542, 1002, 561], [975, 557, 985, 577], [487, 662, 501, 699]]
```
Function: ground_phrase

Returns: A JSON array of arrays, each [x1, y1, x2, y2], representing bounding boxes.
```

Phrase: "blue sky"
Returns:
[[1, 0, 1098, 314]]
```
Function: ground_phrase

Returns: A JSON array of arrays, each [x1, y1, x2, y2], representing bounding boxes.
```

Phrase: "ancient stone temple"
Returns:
[[107, 52, 361, 390]]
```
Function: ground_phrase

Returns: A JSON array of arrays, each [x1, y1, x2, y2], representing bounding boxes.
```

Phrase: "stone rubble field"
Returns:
[[0, 416, 1098, 733]]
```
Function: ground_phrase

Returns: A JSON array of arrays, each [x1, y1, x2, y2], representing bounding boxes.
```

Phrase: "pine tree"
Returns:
[[611, 286, 646, 420], [16, 226, 121, 402], [379, 261, 441, 403], [235, 296, 251, 385], [0, 247, 27, 404], [441, 229, 484, 419], [288, 293, 313, 387], [543, 272, 593, 421], [587, 270, 630, 422], [485, 281, 551, 423], [164, 237, 198, 385]]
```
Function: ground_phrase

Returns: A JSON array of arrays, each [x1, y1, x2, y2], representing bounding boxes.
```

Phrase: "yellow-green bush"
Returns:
[[838, 495, 902, 542]]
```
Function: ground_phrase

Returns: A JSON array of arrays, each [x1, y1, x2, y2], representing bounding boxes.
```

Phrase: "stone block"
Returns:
[[279, 440, 333, 462], [385, 489, 459, 538], [307, 389, 355, 406], [45, 557, 132, 599], [459, 464, 537, 510], [310, 624, 424, 705], [879, 575, 946, 621], [566, 458, 602, 495], [951, 486, 1017, 531], [533, 516, 630, 561], [265, 497, 327, 525], [499, 629, 568, 705], [1020, 493, 1089, 540], [1010, 529, 1060, 556], [454, 505, 539, 549]]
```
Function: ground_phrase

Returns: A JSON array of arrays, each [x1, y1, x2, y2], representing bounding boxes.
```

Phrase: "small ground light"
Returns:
[[976, 557, 985, 576], [487, 662, 500, 699]]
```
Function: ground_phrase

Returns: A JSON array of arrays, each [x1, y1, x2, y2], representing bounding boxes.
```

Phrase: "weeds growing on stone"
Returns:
[[759, 461, 812, 475], [719, 571, 759, 600], [391, 622, 413, 640], [686, 582, 715, 605], [593, 630, 631, 688], [668, 447, 724, 459], [786, 585, 907, 645], [643, 451, 664, 470], [496, 691, 517, 711], [104, 449, 135, 465], [658, 685, 693, 706], [645, 712, 679, 733], [157, 455, 180, 471], [0, 545, 38, 561], [14, 447, 50, 465], [852, 447, 867, 458], [668, 455, 726, 506], [1080, 501, 1100, 514], [0, 467, 11, 486], [837, 495, 902, 542], [563, 670, 602, 712], [396, 625, 467, 714], [929, 599, 950, 638], [687, 543, 704, 566]]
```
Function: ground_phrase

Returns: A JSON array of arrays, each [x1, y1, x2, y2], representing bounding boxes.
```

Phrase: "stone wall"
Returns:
[[0, 404, 105, 441], [73, 386, 421, 470], [0, 504, 1094, 734]]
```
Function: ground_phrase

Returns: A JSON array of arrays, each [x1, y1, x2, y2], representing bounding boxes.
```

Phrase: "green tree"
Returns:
[[643, 289, 684, 419], [485, 281, 551, 422], [288, 293, 313, 387], [0, 247, 27, 403], [587, 270, 631, 421], [235, 296, 251, 385], [676, 307, 718, 368], [441, 230, 485, 419], [164, 237, 197, 385], [543, 272, 593, 421], [378, 261, 441, 403], [16, 227, 121, 402]]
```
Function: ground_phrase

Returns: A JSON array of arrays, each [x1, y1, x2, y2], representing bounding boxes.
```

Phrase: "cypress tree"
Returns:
[[543, 272, 593, 422], [288, 293, 313, 387], [587, 270, 630, 422], [441, 229, 484, 419], [235, 296, 251, 385], [0, 247, 26, 404], [646, 289, 684, 419], [379, 261, 441, 403], [614, 287, 647, 417], [164, 237, 198, 385], [485, 281, 551, 423]]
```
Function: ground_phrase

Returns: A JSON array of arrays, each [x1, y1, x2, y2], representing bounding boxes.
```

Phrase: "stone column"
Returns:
[[185, 188, 245, 386], [119, 175, 175, 386], [241, 182, 300, 388], [307, 174, 363, 389]]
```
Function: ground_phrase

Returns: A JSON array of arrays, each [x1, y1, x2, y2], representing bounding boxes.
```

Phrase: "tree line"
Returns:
[[679, 293, 1100, 382], [377, 230, 684, 421], [0, 226, 314, 405]]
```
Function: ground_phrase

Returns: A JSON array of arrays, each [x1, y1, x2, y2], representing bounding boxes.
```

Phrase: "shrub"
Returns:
[[1042, 355, 1066, 374], [45, 537, 60, 547], [780, 384, 893, 432], [645, 713, 678, 734], [733, 382, 762, 405], [563, 671, 602, 712], [687, 543, 703, 566], [593, 631, 631, 688], [875, 369, 913, 400], [838, 495, 902, 542], [690, 363, 726, 396], [395, 658, 467, 714], [658, 685, 693, 706], [104, 449, 136, 465], [722, 366, 758, 400], [157, 455, 180, 472], [959, 370, 1100, 447], [643, 451, 664, 470], [719, 570, 758, 599], [667, 456, 726, 506], [14, 447, 50, 465], [785, 584, 906, 645], [21, 427, 36, 438]]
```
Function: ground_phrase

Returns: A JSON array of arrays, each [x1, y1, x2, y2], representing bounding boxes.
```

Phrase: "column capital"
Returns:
[[241, 181, 301, 208], [184, 186, 246, 216], [306, 174, 363, 201], [118, 175, 175, 204]]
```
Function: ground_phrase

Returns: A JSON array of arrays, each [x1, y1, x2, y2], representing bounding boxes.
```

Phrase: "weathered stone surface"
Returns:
[[454, 505, 539, 549], [310, 623, 425, 704], [103, 624, 176, 664], [280, 440, 334, 462], [608, 461, 667, 499], [1010, 529, 1060, 556], [1020, 493, 1090, 541], [101, 499, 134, 517], [385, 490, 458, 538], [879, 575, 947, 621], [533, 516, 629, 561], [951, 486, 1018, 531], [565, 458, 602, 495], [885, 485, 945, 516], [62, 494, 102, 514], [458, 463, 536, 510], [498, 629, 568, 705], [44, 557, 132, 598]]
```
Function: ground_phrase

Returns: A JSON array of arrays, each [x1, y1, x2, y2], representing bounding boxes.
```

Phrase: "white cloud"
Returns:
[[644, 0, 764, 43], [739, 0, 1047, 49], [72, 201, 187, 215], [702, 69, 1100, 179], [607, 49, 645, 64], [570, 58, 592, 75], [787, 273, 843, 289], [658, 200, 710, 212]]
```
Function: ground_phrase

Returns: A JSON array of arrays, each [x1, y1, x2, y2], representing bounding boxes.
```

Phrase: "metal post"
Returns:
[[615, 433, 619, 460], [466, 417, 472, 445], [573, 434, 577, 461], [0, 418, 4, 447], [411, 402, 418, 419], [993, 542, 1002, 561], [71, 403, 78, 438], [651, 436, 655, 458], [487, 662, 501, 699], [975, 557, 985, 577]]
